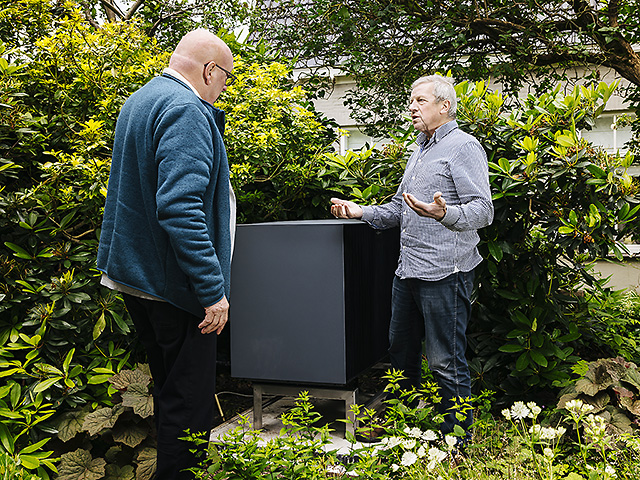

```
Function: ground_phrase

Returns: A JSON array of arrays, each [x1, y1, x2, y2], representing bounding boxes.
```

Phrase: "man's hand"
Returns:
[[199, 296, 229, 335], [330, 198, 364, 219], [403, 191, 447, 221]]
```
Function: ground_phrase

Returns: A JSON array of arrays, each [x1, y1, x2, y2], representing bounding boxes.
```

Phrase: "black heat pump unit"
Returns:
[[230, 219, 399, 385]]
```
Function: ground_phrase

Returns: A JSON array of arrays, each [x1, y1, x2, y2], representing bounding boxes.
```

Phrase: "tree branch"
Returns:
[[124, 0, 146, 21], [608, 0, 620, 27], [147, 3, 205, 38], [100, 0, 124, 21], [80, 0, 100, 28]]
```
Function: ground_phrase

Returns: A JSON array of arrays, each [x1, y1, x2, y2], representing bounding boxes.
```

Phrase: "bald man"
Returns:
[[97, 30, 236, 479]]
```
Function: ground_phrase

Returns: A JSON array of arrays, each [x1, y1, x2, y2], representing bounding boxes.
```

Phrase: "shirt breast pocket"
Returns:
[[408, 157, 449, 197]]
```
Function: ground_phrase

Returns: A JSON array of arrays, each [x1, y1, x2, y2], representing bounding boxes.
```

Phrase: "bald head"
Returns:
[[169, 29, 234, 104], [170, 30, 231, 76]]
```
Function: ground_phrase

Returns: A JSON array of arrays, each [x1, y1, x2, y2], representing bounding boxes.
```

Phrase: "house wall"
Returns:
[[594, 259, 640, 292]]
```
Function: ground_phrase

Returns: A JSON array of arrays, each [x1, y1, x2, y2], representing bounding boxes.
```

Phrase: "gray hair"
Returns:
[[411, 75, 457, 119]]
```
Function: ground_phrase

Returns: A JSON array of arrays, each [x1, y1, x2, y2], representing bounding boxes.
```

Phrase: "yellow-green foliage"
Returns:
[[217, 59, 337, 222], [25, 7, 169, 153], [0, 0, 54, 51]]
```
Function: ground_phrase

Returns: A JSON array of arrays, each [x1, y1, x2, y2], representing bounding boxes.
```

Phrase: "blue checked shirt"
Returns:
[[361, 120, 494, 281]]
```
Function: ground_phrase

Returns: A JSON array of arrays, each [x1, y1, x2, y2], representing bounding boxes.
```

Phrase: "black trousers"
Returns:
[[123, 294, 217, 480]]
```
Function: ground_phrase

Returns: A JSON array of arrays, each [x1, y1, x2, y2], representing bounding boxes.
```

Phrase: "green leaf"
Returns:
[[59, 211, 77, 229], [0, 422, 14, 453], [511, 311, 532, 328], [112, 422, 149, 449], [3, 242, 32, 259], [19, 437, 50, 454], [558, 331, 581, 342], [18, 454, 41, 469], [88, 374, 114, 385], [56, 410, 89, 443], [575, 378, 601, 396], [110, 310, 130, 334], [487, 241, 503, 262], [499, 344, 525, 353], [496, 289, 521, 300], [135, 447, 157, 480], [585, 164, 606, 177], [35, 363, 64, 376], [93, 313, 106, 340], [0, 368, 23, 378], [506, 329, 528, 339], [0, 408, 23, 420], [67, 292, 91, 303], [34, 376, 63, 393], [121, 383, 154, 418], [556, 135, 575, 147], [109, 368, 151, 390], [82, 405, 124, 436], [530, 350, 548, 367], [57, 449, 106, 480], [516, 353, 529, 371], [63, 348, 75, 375], [498, 157, 511, 173], [104, 464, 135, 480]]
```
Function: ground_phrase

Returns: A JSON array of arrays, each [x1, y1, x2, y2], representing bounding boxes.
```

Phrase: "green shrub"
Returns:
[[322, 79, 640, 397], [218, 59, 338, 222], [0, 451, 42, 480], [0, 4, 338, 474], [53, 364, 156, 480], [467, 80, 639, 395], [0, 7, 169, 475]]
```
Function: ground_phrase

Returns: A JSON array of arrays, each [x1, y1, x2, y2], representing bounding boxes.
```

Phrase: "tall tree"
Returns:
[[253, 0, 640, 137]]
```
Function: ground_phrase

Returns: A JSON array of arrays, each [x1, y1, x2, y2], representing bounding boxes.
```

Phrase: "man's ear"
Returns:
[[441, 100, 451, 115], [203, 62, 215, 85]]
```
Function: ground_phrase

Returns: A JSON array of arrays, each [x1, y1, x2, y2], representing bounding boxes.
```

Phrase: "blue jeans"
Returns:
[[388, 271, 474, 438]]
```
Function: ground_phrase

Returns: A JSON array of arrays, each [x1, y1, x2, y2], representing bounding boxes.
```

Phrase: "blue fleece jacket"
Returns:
[[97, 74, 231, 317]]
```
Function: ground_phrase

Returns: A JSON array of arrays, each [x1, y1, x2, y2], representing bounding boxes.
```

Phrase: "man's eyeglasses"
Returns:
[[204, 62, 236, 86]]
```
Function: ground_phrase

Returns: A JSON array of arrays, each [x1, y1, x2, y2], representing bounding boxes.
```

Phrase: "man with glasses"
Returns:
[[98, 29, 235, 479], [331, 75, 493, 448]]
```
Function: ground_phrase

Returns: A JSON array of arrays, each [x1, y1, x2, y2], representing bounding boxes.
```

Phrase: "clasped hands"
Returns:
[[330, 191, 447, 221]]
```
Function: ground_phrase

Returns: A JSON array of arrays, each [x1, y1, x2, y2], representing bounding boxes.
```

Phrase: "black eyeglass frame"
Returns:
[[204, 62, 236, 86]]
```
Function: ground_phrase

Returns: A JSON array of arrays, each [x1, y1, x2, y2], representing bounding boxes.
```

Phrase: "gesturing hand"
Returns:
[[330, 198, 364, 219], [403, 191, 447, 220], [199, 296, 229, 335]]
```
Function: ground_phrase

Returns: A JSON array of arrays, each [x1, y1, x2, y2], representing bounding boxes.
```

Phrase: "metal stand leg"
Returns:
[[344, 389, 357, 438], [253, 384, 263, 430]]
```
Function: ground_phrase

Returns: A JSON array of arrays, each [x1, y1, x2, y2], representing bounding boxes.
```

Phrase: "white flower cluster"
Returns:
[[586, 463, 617, 478], [401, 451, 418, 467], [564, 399, 594, 417], [529, 424, 566, 441], [382, 426, 450, 473], [584, 414, 607, 438], [502, 401, 542, 420]]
